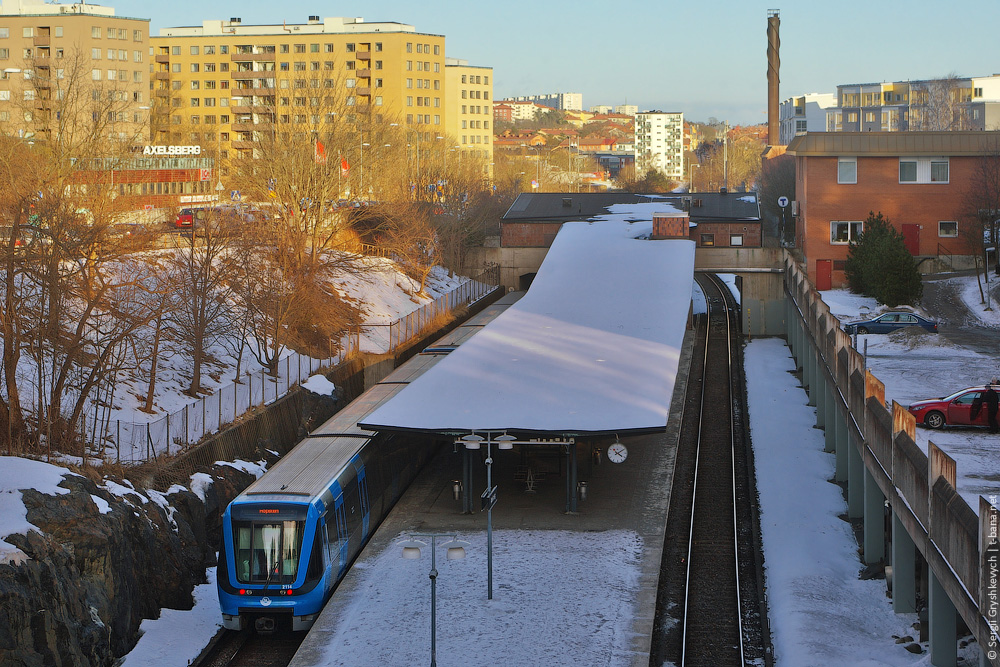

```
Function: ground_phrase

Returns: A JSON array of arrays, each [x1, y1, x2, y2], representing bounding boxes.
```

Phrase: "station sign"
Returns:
[[142, 145, 203, 156]]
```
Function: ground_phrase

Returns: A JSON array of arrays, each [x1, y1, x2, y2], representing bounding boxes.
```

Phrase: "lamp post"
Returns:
[[691, 163, 700, 193], [400, 533, 469, 667], [460, 431, 515, 600], [360, 139, 370, 201]]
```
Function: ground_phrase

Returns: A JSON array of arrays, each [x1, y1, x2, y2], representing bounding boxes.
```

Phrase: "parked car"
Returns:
[[843, 311, 938, 335], [174, 207, 203, 229], [907, 385, 997, 429]]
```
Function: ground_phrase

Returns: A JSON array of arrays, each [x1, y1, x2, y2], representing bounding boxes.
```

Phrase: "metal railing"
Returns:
[[91, 264, 500, 464]]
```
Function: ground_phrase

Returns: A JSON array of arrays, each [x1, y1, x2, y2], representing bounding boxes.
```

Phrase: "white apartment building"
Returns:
[[510, 92, 582, 111], [778, 93, 836, 145], [614, 104, 637, 116], [634, 111, 684, 181], [591, 104, 612, 114]]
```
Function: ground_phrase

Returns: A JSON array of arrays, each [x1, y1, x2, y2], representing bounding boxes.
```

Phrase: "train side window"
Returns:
[[306, 527, 324, 580]]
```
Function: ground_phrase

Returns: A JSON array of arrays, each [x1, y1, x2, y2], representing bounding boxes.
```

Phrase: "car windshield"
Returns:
[[941, 387, 981, 402]]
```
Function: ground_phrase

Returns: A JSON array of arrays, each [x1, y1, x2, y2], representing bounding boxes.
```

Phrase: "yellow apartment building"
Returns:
[[150, 16, 465, 164], [0, 0, 149, 143], [444, 57, 493, 174]]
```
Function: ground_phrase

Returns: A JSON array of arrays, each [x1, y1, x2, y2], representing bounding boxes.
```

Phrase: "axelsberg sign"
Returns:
[[142, 145, 202, 156]]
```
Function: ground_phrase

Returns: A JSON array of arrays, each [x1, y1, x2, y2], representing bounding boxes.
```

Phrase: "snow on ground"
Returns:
[[98, 261, 470, 429], [748, 338, 981, 665], [119, 566, 222, 667], [823, 277, 1000, 512], [0, 458, 75, 563]]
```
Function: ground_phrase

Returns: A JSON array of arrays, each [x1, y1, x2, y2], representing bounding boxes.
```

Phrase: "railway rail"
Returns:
[[651, 273, 769, 666]]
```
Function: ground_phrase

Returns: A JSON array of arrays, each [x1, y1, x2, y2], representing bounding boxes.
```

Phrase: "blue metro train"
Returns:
[[217, 426, 437, 632]]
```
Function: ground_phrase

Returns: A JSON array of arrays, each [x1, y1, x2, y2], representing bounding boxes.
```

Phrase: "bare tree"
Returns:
[[961, 140, 1000, 302], [910, 74, 972, 131]]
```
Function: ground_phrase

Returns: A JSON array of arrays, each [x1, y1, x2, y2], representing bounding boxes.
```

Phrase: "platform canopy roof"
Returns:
[[359, 204, 695, 437]]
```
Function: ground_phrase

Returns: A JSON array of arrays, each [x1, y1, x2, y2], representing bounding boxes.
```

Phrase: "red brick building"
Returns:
[[786, 132, 991, 289], [501, 192, 760, 248]]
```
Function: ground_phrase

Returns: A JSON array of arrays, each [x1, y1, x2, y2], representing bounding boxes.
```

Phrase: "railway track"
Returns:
[[650, 273, 769, 666], [193, 628, 304, 667]]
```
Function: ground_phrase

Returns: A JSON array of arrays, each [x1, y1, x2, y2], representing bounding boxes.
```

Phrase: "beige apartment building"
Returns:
[[0, 0, 149, 142], [444, 57, 493, 172], [150, 15, 491, 173]]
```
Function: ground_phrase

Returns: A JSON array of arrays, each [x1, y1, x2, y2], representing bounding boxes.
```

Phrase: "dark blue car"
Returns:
[[843, 311, 938, 335]]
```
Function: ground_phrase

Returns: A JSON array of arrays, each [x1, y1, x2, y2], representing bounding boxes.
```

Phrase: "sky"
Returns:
[[105, 0, 1000, 125]]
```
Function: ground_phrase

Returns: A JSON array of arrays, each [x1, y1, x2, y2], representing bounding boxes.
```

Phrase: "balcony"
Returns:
[[154, 54, 170, 64], [33, 35, 50, 47], [230, 105, 252, 115], [231, 52, 276, 62], [356, 50, 371, 61], [153, 72, 169, 80], [355, 87, 370, 97], [154, 88, 170, 97], [231, 70, 276, 79], [232, 122, 257, 132], [356, 68, 371, 79], [232, 141, 255, 150]]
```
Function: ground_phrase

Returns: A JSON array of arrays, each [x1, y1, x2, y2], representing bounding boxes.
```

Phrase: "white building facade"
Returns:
[[778, 93, 837, 145], [510, 92, 582, 111], [634, 111, 684, 181]]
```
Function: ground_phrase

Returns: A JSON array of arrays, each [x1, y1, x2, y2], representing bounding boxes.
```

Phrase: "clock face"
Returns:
[[607, 443, 628, 464]]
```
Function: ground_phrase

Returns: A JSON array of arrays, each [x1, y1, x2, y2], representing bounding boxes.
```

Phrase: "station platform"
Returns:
[[289, 325, 694, 666]]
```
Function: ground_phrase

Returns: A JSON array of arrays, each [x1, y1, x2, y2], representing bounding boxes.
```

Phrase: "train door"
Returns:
[[353, 460, 371, 540], [332, 495, 349, 575]]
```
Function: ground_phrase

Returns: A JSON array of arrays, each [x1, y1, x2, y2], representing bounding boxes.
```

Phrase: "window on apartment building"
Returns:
[[375, 42, 382, 52], [204, 45, 215, 55], [294, 61, 305, 71], [310, 61, 319, 71], [92, 47, 101, 59], [172, 80, 181, 89], [346, 61, 355, 70], [938, 221, 959, 238], [931, 160, 949, 182], [172, 46, 180, 55], [294, 44, 305, 53], [92, 26, 101, 38], [830, 220, 863, 244], [0, 28, 8, 38], [134, 50, 142, 62], [106, 27, 115, 39], [375, 96, 382, 106], [190, 46, 199, 55], [837, 157, 857, 184], [406, 43, 412, 53], [700, 234, 715, 247], [311, 44, 319, 53], [375, 78, 382, 87]]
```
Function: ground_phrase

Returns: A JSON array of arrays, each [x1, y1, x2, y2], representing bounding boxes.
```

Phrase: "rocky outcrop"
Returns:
[[0, 459, 273, 667]]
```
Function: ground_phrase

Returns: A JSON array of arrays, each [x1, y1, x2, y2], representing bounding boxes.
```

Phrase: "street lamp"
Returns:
[[400, 533, 469, 667], [691, 163, 700, 193], [460, 431, 515, 600]]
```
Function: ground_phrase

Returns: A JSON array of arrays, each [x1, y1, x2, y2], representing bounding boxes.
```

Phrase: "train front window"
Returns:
[[233, 520, 304, 585]]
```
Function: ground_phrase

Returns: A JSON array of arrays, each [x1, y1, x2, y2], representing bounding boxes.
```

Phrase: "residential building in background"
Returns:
[[0, 0, 149, 141], [778, 92, 836, 144], [635, 111, 684, 181], [826, 74, 1000, 132], [495, 98, 549, 122], [508, 92, 582, 111], [444, 57, 493, 165], [614, 104, 637, 116], [590, 104, 611, 114]]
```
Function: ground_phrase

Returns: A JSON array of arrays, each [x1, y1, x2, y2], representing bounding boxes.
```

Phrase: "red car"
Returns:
[[907, 386, 998, 429]]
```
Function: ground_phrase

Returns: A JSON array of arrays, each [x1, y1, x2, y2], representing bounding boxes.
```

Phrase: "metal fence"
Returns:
[[94, 264, 500, 464]]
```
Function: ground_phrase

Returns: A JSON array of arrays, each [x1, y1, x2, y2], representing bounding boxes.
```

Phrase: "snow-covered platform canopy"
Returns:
[[360, 213, 695, 437]]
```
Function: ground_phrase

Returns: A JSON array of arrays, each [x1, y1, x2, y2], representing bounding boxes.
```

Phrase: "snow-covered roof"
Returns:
[[360, 216, 695, 436]]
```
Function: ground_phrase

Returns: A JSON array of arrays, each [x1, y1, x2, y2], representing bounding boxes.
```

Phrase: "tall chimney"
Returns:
[[767, 9, 780, 145]]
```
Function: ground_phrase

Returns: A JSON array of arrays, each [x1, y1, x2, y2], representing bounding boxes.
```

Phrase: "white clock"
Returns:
[[607, 442, 628, 464]]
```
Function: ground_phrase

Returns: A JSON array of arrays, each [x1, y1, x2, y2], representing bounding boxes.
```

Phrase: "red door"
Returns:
[[902, 224, 920, 255], [816, 259, 832, 291]]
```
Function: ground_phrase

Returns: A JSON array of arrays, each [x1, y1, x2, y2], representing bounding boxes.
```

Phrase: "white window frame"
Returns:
[[837, 157, 857, 184], [830, 220, 863, 244], [899, 157, 949, 184], [730, 234, 744, 247], [938, 221, 958, 238]]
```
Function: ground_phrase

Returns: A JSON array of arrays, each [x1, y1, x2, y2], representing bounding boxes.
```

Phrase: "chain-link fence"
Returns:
[[93, 264, 500, 464]]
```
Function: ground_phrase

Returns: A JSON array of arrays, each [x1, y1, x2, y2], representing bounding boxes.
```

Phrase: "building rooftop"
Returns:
[[786, 131, 1000, 156], [502, 192, 760, 223]]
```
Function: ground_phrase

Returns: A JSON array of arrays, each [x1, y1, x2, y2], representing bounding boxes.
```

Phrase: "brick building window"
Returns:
[[830, 220, 863, 244], [700, 233, 715, 246], [837, 157, 857, 184], [938, 221, 958, 237]]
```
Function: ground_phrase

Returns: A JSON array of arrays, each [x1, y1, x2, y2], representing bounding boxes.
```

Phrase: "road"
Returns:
[[921, 271, 1000, 356]]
